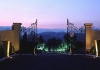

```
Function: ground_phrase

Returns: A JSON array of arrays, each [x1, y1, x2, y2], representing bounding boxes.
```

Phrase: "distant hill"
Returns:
[[38, 32, 66, 41], [37, 32, 85, 41], [0, 26, 12, 31], [0, 26, 81, 33], [0, 26, 67, 33]]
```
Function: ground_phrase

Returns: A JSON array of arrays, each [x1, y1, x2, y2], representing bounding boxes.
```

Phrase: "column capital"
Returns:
[[13, 23, 22, 26], [84, 23, 93, 27]]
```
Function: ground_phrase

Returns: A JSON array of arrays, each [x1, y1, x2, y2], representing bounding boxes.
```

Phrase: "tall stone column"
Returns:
[[84, 23, 93, 52], [13, 23, 22, 52]]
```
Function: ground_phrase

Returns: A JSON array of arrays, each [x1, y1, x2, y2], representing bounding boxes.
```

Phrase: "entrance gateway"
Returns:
[[0, 22, 100, 56]]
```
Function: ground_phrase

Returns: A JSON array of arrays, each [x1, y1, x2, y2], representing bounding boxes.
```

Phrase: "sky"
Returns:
[[0, 0, 100, 29]]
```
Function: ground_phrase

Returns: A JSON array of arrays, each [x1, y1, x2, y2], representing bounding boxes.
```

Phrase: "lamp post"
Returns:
[[69, 31, 74, 55], [94, 40, 98, 57]]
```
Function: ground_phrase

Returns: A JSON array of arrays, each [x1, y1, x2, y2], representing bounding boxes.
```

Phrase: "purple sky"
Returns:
[[0, 0, 100, 29]]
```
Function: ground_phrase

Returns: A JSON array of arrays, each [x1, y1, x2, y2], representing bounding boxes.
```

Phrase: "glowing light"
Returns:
[[7, 56, 12, 58], [44, 47, 48, 52], [8, 56, 12, 58], [70, 47, 72, 55], [36, 41, 70, 53], [34, 47, 37, 55], [10, 57, 12, 58], [7, 41, 10, 57], [37, 43, 45, 50], [94, 40, 98, 57]]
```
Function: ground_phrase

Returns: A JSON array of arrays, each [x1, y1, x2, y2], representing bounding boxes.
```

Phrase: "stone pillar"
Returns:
[[84, 23, 93, 52], [13, 23, 22, 52]]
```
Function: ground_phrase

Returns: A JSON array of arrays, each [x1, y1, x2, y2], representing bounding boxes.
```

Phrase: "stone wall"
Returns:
[[84, 23, 100, 52], [0, 23, 21, 53], [0, 30, 14, 46], [92, 30, 100, 47]]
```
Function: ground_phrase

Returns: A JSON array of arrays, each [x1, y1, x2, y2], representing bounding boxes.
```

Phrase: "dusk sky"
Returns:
[[0, 0, 100, 29]]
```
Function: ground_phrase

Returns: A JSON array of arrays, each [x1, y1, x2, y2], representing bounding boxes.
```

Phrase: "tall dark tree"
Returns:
[[47, 39, 51, 50], [46, 37, 62, 51], [63, 33, 70, 44], [23, 32, 27, 43], [39, 35, 44, 44], [20, 32, 28, 54], [64, 33, 77, 47]]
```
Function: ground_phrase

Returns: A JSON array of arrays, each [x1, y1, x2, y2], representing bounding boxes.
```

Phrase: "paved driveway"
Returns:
[[0, 54, 100, 70]]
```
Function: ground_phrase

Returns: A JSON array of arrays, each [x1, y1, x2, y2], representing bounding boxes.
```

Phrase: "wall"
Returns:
[[0, 30, 14, 46], [84, 23, 100, 52], [0, 23, 21, 53], [92, 30, 100, 47]]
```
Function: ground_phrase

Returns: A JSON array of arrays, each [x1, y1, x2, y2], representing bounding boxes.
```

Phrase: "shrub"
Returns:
[[90, 46, 96, 55]]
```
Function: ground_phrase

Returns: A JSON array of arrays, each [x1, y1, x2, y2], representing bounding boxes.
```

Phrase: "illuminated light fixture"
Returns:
[[94, 56, 96, 58], [7, 41, 10, 57], [94, 40, 98, 57], [8, 56, 12, 59], [70, 47, 72, 55], [34, 47, 37, 55], [9, 57, 12, 58]]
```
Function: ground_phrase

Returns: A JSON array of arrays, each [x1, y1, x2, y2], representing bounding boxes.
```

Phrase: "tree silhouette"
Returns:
[[63, 33, 70, 45], [39, 35, 44, 44], [46, 37, 62, 52], [23, 32, 27, 43]]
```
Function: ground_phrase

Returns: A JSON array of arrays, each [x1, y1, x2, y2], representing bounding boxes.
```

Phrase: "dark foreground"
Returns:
[[0, 54, 100, 70]]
